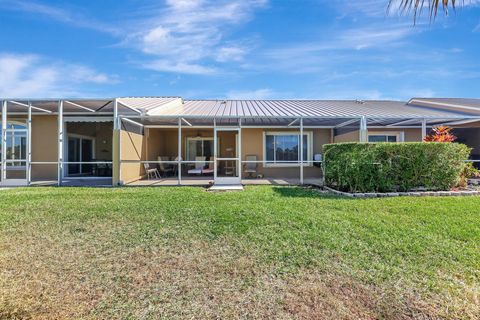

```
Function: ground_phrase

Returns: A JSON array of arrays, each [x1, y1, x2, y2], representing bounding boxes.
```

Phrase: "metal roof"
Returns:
[[3, 97, 480, 128], [408, 98, 480, 114], [117, 98, 479, 119]]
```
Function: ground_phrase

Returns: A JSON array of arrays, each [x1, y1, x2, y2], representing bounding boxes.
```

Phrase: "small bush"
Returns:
[[457, 162, 480, 188], [323, 142, 471, 193]]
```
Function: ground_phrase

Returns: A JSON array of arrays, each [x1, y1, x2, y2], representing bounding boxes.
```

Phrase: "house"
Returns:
[[1, 97, 479, 187]]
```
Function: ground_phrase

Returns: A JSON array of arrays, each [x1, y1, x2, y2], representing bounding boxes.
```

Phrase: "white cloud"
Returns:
[[0, 0, 119, 35], [0, 53, 117, 97], [336, 0, 393, 17], [226, 88, 275, 99], [144, 60, 216, 75], [0, 0, 265, 75], [126, 0, 267, 74], [257, 23, 416, 74], [216, 46, 247, 62], [339, 25, 413, 50], [165, 0, 204, 11]]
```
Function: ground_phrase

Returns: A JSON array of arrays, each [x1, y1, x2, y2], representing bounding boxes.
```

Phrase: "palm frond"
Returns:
[[389, 0, 462, 23]]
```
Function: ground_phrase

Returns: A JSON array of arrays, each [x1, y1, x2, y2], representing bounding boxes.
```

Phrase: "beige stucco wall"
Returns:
[[334, 128, 422, 143], [333, 130, 359, 143], [31, 115, 58, 180], [120, 129, 146, 183]]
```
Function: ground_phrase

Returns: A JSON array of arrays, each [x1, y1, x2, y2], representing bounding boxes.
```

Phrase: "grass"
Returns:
[[0, 186, 478, 319]]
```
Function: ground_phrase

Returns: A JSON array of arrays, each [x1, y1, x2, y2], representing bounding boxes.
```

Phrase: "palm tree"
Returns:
[[389, 0, 462, 22]]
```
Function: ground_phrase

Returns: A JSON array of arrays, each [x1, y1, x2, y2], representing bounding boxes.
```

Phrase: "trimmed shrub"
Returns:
[[323, 142, 471, 193]]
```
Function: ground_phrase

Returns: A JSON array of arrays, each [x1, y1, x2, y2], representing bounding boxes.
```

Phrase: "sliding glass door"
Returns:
[[186, 137, 214, 161], [66, 135, 95, 177]]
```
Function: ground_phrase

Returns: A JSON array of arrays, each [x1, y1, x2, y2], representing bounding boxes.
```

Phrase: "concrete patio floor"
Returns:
[[13, 177, 323, 187], [126, 177, 323, 187], [30, 178, 113, 187]]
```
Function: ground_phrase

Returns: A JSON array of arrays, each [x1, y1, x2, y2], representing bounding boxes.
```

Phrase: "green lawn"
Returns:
[[0, 186, 478, 319]]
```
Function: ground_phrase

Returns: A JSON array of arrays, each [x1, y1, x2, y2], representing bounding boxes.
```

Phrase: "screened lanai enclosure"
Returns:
[[116, 98, 480, 187], [0, 99, 119, 186], [1, 97, 480, 187]]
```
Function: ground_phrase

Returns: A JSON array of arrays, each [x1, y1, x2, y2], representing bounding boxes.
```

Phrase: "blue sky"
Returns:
[[0, 0, 479, 100]]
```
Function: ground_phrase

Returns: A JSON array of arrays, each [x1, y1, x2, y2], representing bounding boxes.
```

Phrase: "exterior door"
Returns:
[[214, 128, 241, 185], [65, 135, 95, 177]]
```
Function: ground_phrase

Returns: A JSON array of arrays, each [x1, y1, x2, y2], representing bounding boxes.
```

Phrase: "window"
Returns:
[[264, 132, 312, 166], [4, 120, 28, 169], [5, 132, 27, 167], [368, 132, 403, 143], [186, 137, 214, 161]]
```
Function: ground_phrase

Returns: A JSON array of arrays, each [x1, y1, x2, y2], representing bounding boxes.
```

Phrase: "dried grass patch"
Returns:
[[0, 220, 285, 319], [1, 219, 459, 320]]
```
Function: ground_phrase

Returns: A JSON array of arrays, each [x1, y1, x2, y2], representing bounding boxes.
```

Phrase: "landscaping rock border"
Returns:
[[323, 186, 480, 198]]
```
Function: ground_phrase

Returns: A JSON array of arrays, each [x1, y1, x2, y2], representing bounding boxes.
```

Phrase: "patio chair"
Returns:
[[144, 163, 161, 180], [188, 156, 206, 175], [158, 156, 175, 176], [243, 155, 258, 178]]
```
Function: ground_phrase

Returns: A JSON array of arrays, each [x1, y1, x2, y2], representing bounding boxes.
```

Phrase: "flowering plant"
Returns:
[[423, 126, 456, 142]]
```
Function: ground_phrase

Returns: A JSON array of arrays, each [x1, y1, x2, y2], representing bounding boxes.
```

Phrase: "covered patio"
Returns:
[[115, 98, 480, 187]]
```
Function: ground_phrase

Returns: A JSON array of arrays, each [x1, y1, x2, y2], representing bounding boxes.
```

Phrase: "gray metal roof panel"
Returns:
[[3, 97, 480, 119], [409, 98, 480, 108], [155, 99, 477, 119]]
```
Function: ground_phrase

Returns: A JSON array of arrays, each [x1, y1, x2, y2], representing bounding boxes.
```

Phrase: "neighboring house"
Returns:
[[1, 97, 479, 187]]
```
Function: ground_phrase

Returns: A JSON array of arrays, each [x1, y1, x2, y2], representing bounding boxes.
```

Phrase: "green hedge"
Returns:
[[323, 142, 470, 193]]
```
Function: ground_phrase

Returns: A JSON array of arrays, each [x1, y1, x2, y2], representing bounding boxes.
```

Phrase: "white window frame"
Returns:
[[367, 131, 404, 143], [185, 136, 214, 161], [6, 132, 27, 163], [4, 120, 28, 170], [263, 131, 313, 167]]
